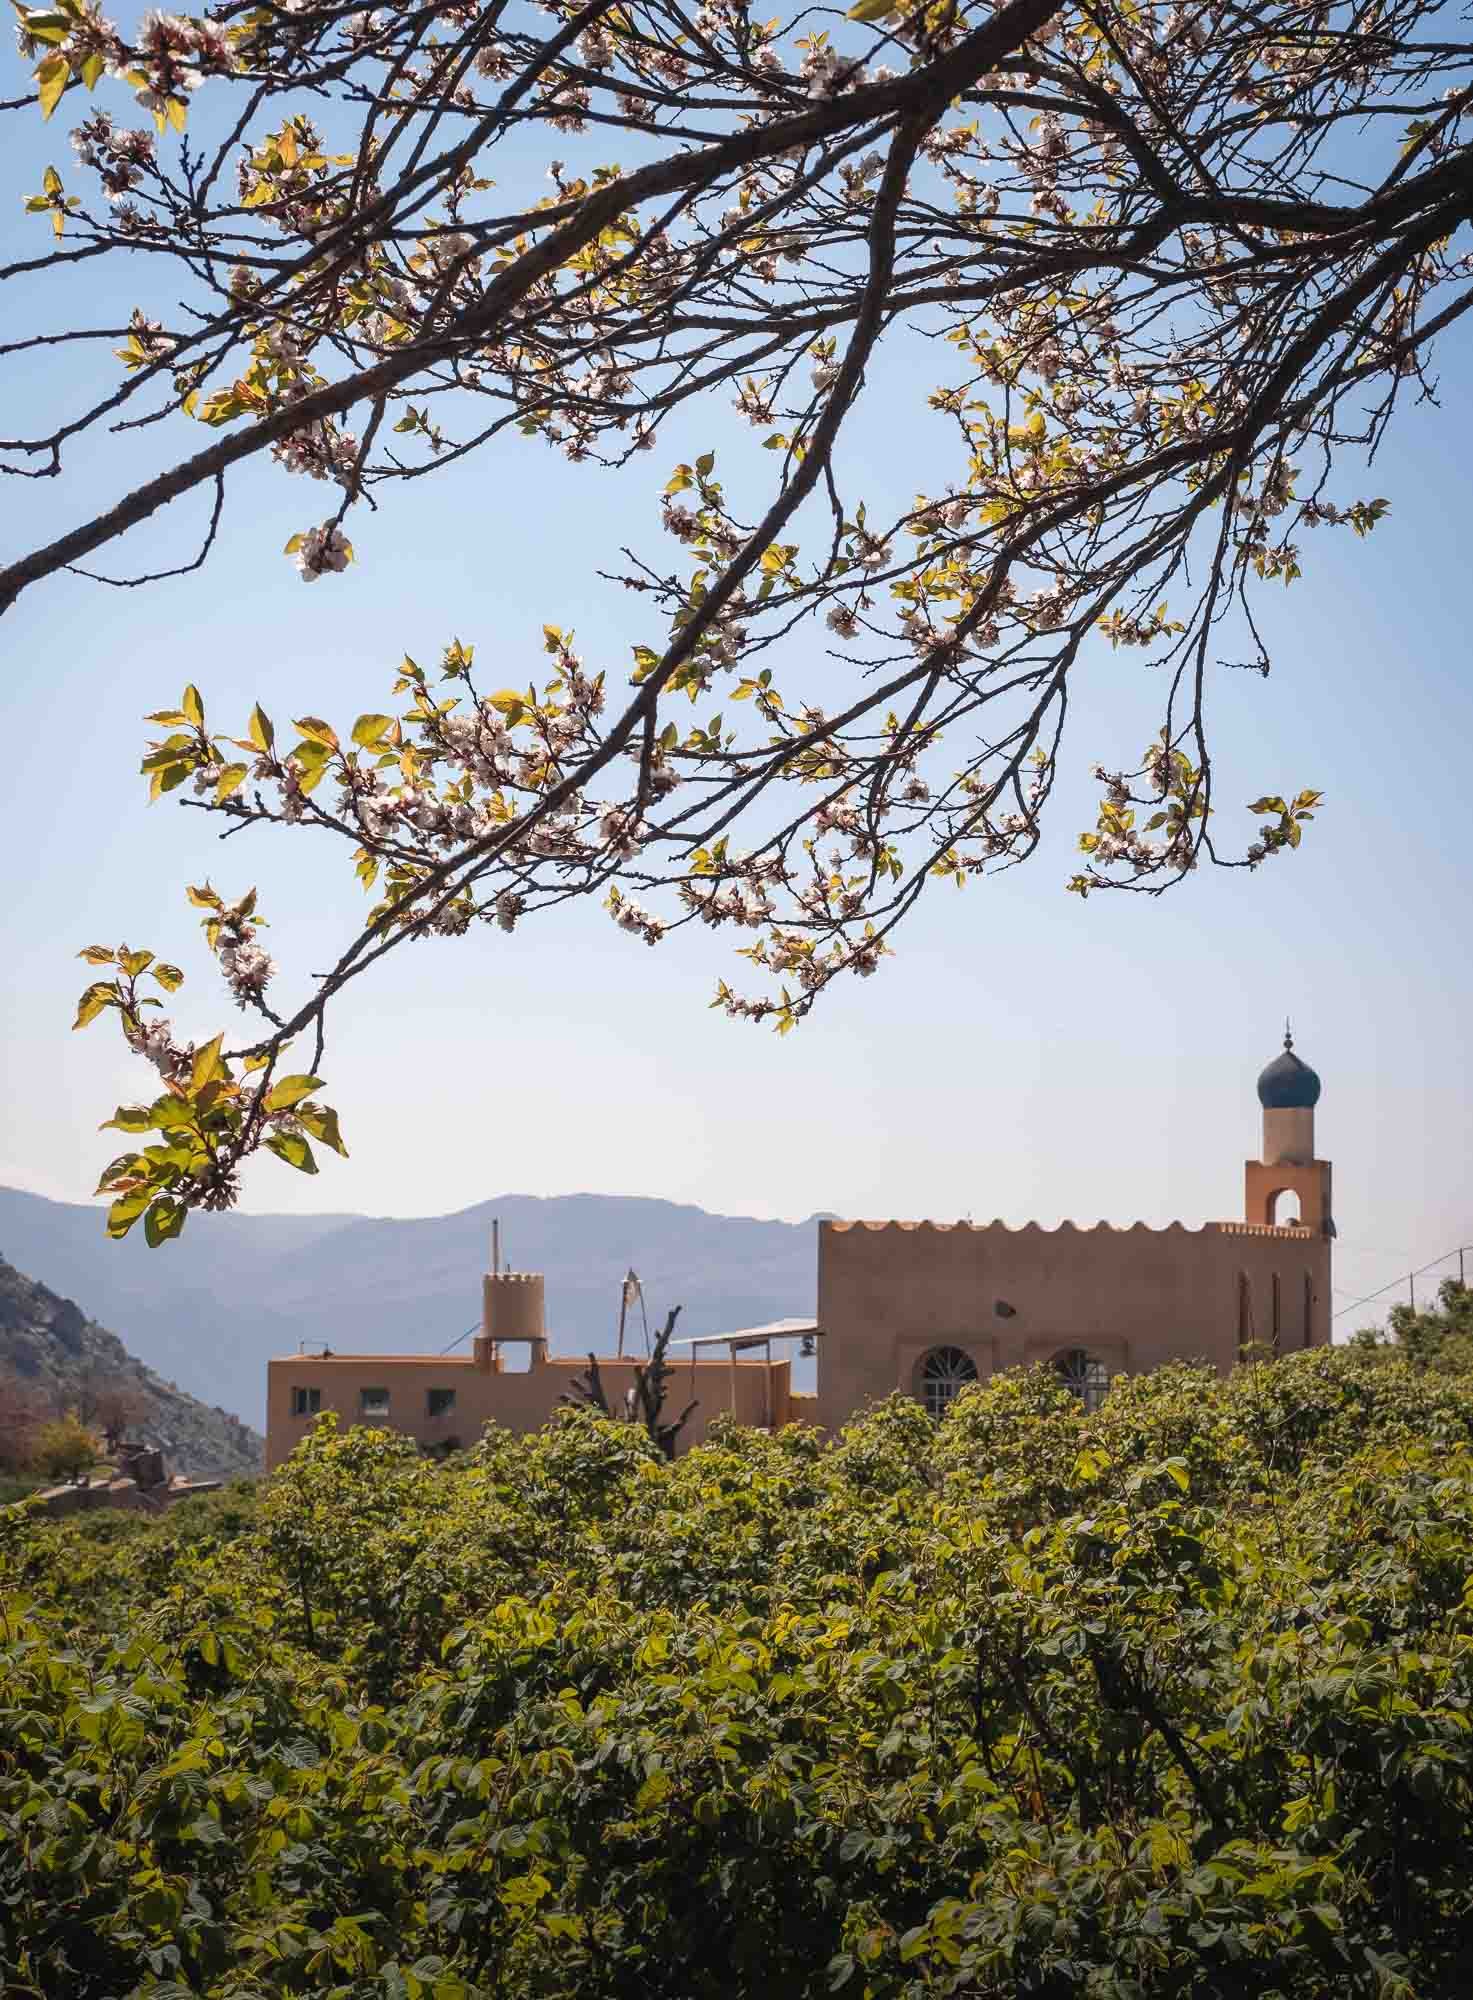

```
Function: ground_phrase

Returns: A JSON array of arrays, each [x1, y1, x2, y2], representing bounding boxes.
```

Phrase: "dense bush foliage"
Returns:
[[1354, 1278, 1473, 1380], [5, 1347, 1473, 1998], [27, 1408, 101, 1481]]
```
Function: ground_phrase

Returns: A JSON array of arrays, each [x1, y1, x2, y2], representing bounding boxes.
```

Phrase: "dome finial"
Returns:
[[1258, 1025, 1320, 1108]]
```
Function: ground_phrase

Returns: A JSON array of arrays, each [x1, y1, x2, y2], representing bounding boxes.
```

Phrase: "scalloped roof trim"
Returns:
[[822, 1217, 1313, 1239]]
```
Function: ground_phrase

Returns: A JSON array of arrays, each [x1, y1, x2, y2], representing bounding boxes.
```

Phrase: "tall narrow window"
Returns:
[[1303, 1271, 1315, 1349], [1271, 1274, 1282, 1356], [1237, 1273, 1254, 1360]]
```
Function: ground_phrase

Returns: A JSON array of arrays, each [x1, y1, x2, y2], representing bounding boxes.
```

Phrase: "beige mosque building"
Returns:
[[265, 1033, 1333, 1470]]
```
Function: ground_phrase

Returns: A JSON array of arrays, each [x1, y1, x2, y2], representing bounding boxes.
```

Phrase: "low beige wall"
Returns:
[[266, 1350, 791, 1471]]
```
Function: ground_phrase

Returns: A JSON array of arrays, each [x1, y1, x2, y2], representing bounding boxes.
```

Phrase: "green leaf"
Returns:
[[266, 1130, 318, 1175], [215, 763, 249, 803], [36, 52, 68, 120], [294, 716, 340, 748], [152, 962, 185, 992], [352, 713, 396, 749], [106, 1187, 154, 1239], [77, 945, 115, 966], [247, 703, 275, 754], [94, 1151, 143, 1193], [191, 1033, 225, 1091], [143, 1197, 187, 1247], [295, 1103, 348, 1156], [73, 981, 117, 1030], [100, 1105, 156, 1134], [140, 744, 196, 774], [150, 1094, 198, 1132], [263, 1073, 325, 1113], [181, 684, 205, 728]]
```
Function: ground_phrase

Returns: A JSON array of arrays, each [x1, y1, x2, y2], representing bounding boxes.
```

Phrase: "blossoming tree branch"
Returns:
[[5, 0, 1467, 1239]]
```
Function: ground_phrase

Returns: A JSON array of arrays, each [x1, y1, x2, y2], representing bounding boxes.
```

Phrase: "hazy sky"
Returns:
[[3, 52, 1470, 1338]]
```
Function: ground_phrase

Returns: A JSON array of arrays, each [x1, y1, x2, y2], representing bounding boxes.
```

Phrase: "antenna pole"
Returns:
[[492, 1218, 500, 1276]]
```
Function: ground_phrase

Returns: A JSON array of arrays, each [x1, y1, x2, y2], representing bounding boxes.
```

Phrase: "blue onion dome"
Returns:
[[1257, 1024, 1321, 1109]]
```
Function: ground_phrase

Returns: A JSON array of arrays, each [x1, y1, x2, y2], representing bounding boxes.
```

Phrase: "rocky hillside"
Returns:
[[0, 1256, 262, 1480]]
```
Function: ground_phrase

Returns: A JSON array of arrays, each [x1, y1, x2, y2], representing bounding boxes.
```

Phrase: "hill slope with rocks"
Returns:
[[0, 1256, 263, 1480], [0, 1188, 823, 1429]]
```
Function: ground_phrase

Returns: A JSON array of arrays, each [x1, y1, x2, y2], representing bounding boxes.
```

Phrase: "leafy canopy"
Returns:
[[8, 0, 1465, 1229]]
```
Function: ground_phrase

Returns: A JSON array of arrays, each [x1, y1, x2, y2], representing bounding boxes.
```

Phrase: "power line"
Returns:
[[1332, 1244, 1472, 1322], [439, 1320, 479, 1355]]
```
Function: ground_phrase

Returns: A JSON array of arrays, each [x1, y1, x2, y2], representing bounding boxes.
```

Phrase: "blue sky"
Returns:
[[3, 44, 1471, 1337]]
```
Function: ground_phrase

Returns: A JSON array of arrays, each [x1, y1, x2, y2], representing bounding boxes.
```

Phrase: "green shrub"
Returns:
[[3, 1347, 1473, 1997], [28, 1410, 100, 1481]]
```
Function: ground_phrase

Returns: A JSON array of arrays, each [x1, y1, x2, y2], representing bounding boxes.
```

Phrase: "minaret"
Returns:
[[1243, 1023, 1334, 1235]]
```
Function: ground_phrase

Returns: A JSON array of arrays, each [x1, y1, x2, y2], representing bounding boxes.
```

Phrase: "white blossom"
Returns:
[[293, 521, 352, 582]]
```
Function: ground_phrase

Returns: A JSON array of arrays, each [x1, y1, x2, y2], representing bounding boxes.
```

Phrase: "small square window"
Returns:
[[291, 1386, 322, 1417], [360, 1387, 390, 1417], [426, 1387, 456, 1420]]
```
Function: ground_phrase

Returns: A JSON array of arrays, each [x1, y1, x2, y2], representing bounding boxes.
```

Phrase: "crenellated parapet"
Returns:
[[1212, 1220, 1314, 1240], [475, 1269, 547, 1369]]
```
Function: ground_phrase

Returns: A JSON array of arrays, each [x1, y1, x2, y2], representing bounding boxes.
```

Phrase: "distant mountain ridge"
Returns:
[[0, 1187, 821, 1429], [0, 1255, 263, 1480]]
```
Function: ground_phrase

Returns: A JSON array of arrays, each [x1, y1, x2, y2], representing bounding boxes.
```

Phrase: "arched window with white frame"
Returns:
[[918, 1345, 979, 1420]]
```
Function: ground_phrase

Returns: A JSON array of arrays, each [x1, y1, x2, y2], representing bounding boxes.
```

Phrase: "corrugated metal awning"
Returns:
[[667, 1317, 821, 1353]]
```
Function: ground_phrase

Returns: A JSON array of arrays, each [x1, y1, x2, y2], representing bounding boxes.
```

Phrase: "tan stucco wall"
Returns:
[[266, 1348, 791, 1471], [814, 1217, 1331, 1432], [1262, 1106, 1315, 1167], [1245, 1156, 1332, 1234]]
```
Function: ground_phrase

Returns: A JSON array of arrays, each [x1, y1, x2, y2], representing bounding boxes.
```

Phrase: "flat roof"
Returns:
[[268, 1340, 810, 1365], [269, 1352, 479, 1364]]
